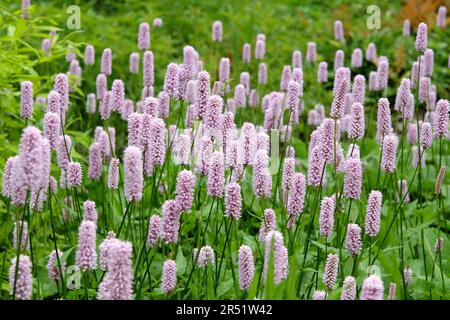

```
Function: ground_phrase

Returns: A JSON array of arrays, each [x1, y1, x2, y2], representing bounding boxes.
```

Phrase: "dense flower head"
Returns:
[[9, 255, 32, 300], [44, 112, 61, 150], [16, 127, 44, 194], [369, 71, 378, 91], [238, 245, 255, 290], [96, 73, 107, 101], [259, 209, 276, 241], [234, 84, 246, 107], [349, 102, 365, 140], [225, 182, 242, 220], [163, 63, 179, 98], [75, 220, 97, 271], [420, 121, 432, 149], [331, 69, 349, 118], [313, 290, 326, 300], [124, 146, 143, 202], [437, 6, 447, 28], [205, 95, 223, 130], [13, 220, 29, 251], [423, 49, 434, 77], [306, 42, 317, 62], [334, 49, 344, 71], [20, 81, 33, 119], [404, 267, 413, 286], [282, 157, 295, 195], [101, 48, 112, 75], [107, 158, 120, 190], [365, 190, 383, 237], [160, 199, 182, 244], [242, 43, 251, 63], [252, 149, 272, 199], [403, 20, 410, 36], [323, 253, 339, 289], [415, 22, 428, 53], [381, 134, 398, 173], [99, 91, 111, 120], [287, 173, 306, 217], [317, 61, 328, 82], [319, 195, 336, 238], [219, 57, 230, 83], [344, 156, 362, 199], [308, 145, 325, 187], [435, 166, 446, 195], [162, 259, 177, 293], [255, 38, 265, 60], [377, 98, 392, 136], [207, 151, 225, 197], [292, 50, 302, 68], [175, 170, 196, 212], [147, 215, 161, 246], [88, 142, 102, 180], [280, 66, 292, 91], [47, 249, 66, 281], [341, 276, 357, 300], [366, 43, 377, 62], [345, 223, 362, 256], [320, 118, 336, 163], [377, 57, 389, 90], [82, 200, 97, 224], [127, 112, 143, 146], [264, 231, 288, 285], [196, 246, 215, 268], [54, 73, 69, 112], [212, 21, 222, 42], [258, 62, 268, 85], [196, 71, 211, 118], [138, 22, 150, 50], [84, 44, 95, 65], [388, 282, 397, 300], [361, 275, 384, 300], [351, 48, 363, 68], [2, 157, 16, 198], [334, 20, 344, 40], [67, 161, 82, 187], [435, 99, 449, 138]]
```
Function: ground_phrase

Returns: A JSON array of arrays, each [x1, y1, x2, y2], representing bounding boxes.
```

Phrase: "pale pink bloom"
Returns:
[[323, 253, 339, 289], [162, 259, 177, 293], [341, 276, 357, 300], [160, 200, 181, 244], [306, 42, 317, 62], [334, 20, 344, 40], [319, 195, 336, 238], [264, 231, 288, 285], [292, 50, 302, 68], [101, 48, 112, 75], [9, 255, 32, 300], [415, 22, 428, 53], [138, 22, 150, 50], [381, 134, 398, 173], [207, 151, 225, 197], [366, 43, 377, 62], [147, 215, 161, 246], [351, 48, 363, 68], [20, 81, 33, 119], [212, 21, 222, 42], [365, 190, 382, 237], [238, 245, 255, 291], [361, 275, 384, 300], [345, 224, 362, 256], [317, 61, 328, 82], [344, 157, 362, 199], [258, 209, 276, 241], [124, 146, 143, 202], [75, 220, 97, 271], [175, 170, 196, 212]]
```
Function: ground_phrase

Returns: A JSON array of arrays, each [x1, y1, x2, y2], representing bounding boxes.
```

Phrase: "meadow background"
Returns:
[[0, 0, 449, 300]]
